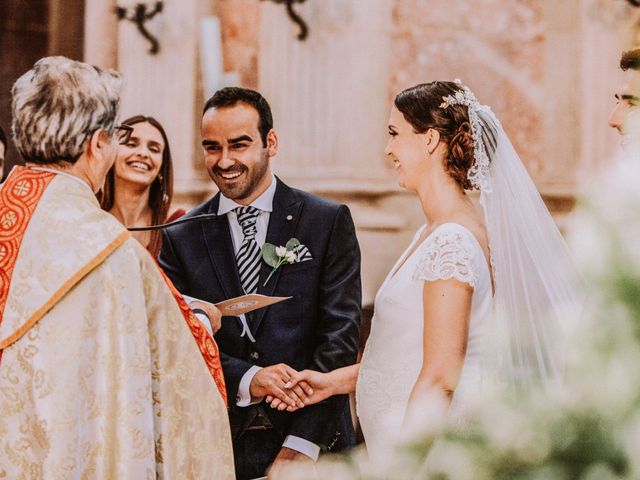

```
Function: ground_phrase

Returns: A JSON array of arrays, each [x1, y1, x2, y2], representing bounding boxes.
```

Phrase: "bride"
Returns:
[[273, 80, 579, 468]]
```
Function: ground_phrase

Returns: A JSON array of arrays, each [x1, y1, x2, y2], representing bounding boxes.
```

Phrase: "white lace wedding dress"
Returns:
[[356, 222, 493, 469]]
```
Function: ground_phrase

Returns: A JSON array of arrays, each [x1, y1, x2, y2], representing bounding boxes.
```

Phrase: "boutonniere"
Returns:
[[262, 232, 313, 287], [261, 238, 300, 287]]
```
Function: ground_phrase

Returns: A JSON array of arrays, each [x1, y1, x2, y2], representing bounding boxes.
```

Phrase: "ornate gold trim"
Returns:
[[0, 231, 130, 349]]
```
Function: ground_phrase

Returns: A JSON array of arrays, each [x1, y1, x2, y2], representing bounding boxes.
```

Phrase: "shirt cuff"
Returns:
[[236, 365, 263, 407], [183, 294, 197, 304], [194, 312, 212, 335], [282, 436, 320, 462], [183, 295, 213, 334]]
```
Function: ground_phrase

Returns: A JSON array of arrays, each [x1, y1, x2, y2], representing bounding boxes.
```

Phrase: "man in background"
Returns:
[[609, 46, 640, 156]]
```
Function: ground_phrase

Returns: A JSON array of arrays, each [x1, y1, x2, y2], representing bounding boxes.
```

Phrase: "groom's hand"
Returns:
[[267, 447, 316, 480], [250, 364, 307, 409], [266, 373, 315, 412], [266, 369, 332, 412], [188, 300, 222, 334]]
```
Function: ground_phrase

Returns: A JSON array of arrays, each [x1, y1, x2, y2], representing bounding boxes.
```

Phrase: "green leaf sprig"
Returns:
[[261, 238, 300, 286]]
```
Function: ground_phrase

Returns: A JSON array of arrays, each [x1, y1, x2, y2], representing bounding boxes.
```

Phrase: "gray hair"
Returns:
[[11, 56, 122, 165]]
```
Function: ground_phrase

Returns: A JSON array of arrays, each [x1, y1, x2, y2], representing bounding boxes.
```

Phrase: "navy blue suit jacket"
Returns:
[[158, 177, 361, 452]]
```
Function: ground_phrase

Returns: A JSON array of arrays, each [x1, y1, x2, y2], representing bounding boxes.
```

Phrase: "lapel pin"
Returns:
[[286, 215, 293, 221]]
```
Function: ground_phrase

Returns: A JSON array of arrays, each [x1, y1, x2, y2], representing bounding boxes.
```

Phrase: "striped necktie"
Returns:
[[235, 206, 262, 294]]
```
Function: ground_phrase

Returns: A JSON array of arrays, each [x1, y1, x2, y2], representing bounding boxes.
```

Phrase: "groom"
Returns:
[[159, 87, 362, 479]]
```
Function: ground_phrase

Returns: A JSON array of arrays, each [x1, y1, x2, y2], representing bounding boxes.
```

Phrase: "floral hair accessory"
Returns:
[[439, 79, 499, 192]]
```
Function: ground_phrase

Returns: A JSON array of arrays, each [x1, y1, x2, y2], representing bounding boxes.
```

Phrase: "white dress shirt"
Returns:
[[218, 175, 320, 461], [217, 177, 274, 256]]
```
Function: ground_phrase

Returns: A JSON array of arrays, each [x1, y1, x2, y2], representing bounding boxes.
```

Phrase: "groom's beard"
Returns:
[[209, 152, 270, 201]]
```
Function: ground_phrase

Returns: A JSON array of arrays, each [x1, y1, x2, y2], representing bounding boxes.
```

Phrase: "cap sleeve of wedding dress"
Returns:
[[412, 224, 479, 288]]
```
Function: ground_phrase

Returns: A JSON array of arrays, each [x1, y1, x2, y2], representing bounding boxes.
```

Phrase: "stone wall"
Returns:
[[77, 0, 637, 306], [391, 0, 545, 174], [243, 0, 634, 305]]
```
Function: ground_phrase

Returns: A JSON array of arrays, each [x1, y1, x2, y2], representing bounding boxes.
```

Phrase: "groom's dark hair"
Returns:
[[203, 87, 273, 147], [620, 47, 640, 71]]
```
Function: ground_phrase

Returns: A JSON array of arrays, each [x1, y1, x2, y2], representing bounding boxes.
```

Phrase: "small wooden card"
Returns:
[[214, 294, 291, 316]]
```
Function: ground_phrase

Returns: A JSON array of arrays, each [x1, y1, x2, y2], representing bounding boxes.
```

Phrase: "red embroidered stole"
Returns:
[[0, 167, 56, 364], [159, 269, 228, 406]]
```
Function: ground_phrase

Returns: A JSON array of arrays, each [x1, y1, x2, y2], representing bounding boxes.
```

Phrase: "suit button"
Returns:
[[250, 351, 259, 361]]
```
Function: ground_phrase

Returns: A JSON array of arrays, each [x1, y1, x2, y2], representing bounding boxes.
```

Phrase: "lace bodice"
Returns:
[[356, 223, 493, 470]]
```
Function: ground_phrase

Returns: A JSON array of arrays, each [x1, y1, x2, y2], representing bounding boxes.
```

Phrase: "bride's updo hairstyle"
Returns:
[[394, 81, 477, 191]]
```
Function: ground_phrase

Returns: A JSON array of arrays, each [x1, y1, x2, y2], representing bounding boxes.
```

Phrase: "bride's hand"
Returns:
[[264, 374, 314, 412], [283, 370, 336, 411], [265, 370, 326, 412], [265, 366, 356, 411]]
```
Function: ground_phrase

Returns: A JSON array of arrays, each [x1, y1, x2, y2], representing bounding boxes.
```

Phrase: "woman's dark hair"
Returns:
[[394, 81, 477, 190], [0, 125, 7, 150], [99, 115, 173, 257]]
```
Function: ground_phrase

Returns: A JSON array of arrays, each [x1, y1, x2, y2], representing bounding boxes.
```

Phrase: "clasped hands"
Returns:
[[250, 364, 335, 412]]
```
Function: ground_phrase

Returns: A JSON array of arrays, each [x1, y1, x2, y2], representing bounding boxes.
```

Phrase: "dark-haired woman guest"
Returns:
[[100, 115, 222, 334], [100, 115, 184, 257]]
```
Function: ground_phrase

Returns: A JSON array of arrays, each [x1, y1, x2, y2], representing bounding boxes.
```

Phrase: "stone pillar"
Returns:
[[84, 0, 118, 68], [258, 0, 394, 194], [258, 0, 401, 305], [116, 0, 217, 205], [540, 0, 582, 199], [48, 0, 85, 60], [218, 0, 260, 88]]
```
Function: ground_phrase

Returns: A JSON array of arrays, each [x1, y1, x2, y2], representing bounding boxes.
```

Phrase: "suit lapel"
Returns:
[[201, 194, 245, 301], [253, 178, 303, 333]]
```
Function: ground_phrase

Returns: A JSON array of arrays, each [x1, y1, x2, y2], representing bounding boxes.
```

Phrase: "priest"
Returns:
[[0, 56, 234, 479]]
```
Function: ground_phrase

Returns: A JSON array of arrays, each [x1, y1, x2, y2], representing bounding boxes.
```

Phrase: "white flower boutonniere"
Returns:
[[261, 238, 300, 287]]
